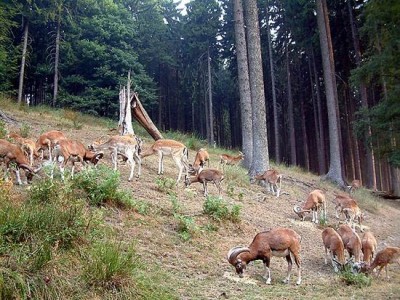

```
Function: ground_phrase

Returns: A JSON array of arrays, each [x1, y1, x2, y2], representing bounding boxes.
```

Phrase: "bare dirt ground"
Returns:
[[3, 107, 400, 299]]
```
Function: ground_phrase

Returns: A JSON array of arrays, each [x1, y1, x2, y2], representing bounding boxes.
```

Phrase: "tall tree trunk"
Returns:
[[286, 44, 296, 165], [301, 97, 310, 170], [347, 0, 376, 189], [311, 49, 327, 174], [244, 0, 270, 176], [207, 47, 214, 146], [266, 4, 280, 164], [52, 16, 61, 107], [316, 0, 345, 186], [233, 0, 253, 168], [18, 19, 29, 104]]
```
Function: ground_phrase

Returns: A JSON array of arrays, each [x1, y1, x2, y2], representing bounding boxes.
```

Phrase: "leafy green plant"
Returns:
[[63, 109, 83, 129], [72, 166, 133, 208], [156, 177, 176, 194], [19, 123, 30, 138], [82, 241, 138, 289], [174, 214, 198, 241], [203, 196, 241, 222], [339, 265, 371, 288], [0, 120, 7, 139]]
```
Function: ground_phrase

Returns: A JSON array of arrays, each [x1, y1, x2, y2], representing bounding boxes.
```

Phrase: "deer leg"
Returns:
[[283, 255, 292, 284], [203, 181, 207, 197], [263, 258, 271, 284], [158, 152, 163, 175]]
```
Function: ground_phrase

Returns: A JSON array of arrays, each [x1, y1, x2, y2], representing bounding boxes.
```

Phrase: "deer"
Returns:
[[140, 139, 189, 183], [185, 168, 224, 197], [89, 135, 142, 181], [254, 169, 282, 197], [293, 189, 326, 223], [7, 132, 38, 166], [219, 151, 244, 171], [36, 130, 67, 162], [348, 179, 361, 194], [227, 227, 302, 285], [0, 139, 41, 185], [189, 148, 210, 175]]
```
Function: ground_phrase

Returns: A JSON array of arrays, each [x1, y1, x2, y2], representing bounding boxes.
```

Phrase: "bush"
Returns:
[[174, 214, 198, 241], [156, 177, 176, 194], [82, 241, 138, 289], [72, 166, 134, 208], [0, 120, 7, 139], [203, 196, 241, 222], [339, 266, 371, 288]]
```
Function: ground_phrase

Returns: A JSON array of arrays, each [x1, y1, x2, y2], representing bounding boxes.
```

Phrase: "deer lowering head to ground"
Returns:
[[189, 148, 210, 175], [361, 231, 377, 265], [336, 224, 362, 263], [293, 189, 326, 223], [53, 139, 104, 179], [7, 132, 38, 166], [185, 168, 224, 197], [227, 227, 302, 285], [36, 130, 67, 162], [0, 139, 41, 185], [359, 247, 400, 279], [254, 169, 282, 197], [334, 195, 364, 231], [219, 151, 244, 171], [321, 227, 348, 272], [140, 139, 189, 183]]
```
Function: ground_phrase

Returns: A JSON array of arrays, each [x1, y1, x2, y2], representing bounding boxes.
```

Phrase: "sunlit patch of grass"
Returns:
[[353, 188, 381, 213], [223, 166, 250, 188]]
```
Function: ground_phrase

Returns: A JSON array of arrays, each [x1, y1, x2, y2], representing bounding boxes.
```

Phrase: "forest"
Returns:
[[0, 0, 399, 195]]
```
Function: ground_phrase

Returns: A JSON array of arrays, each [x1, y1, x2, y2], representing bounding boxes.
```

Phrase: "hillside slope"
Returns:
[[1, 104, 400, 299]]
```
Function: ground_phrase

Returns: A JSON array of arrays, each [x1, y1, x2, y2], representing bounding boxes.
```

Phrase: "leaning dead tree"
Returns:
[[119, 72, 163, 140]]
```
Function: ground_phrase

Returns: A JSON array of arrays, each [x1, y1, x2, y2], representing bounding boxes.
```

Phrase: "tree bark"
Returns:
[[244, 0, 270, 176], [316, 0, 345, 186], [286, 44, 296, 165], [52, 15, 61, 107], [266, 4, 280, 164], [132, 93, 163, 141], [18, 19, 29, 104], [347, 0, 376, 189], [207, 47, 214, 146], [233, 0, 253, 168]]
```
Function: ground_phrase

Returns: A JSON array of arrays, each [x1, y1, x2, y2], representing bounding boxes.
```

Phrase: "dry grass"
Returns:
[[1, 100, 400, 299]]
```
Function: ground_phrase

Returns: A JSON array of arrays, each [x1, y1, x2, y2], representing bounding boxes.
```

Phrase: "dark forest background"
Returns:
[[0, 0, 399, 194]]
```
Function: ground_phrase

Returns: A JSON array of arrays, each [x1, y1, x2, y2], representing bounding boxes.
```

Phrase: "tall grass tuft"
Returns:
[[353, 188, 380, 213], [203, 196, 241, 222], [82, 241, 138, 289], [71, 166, 134, 208]]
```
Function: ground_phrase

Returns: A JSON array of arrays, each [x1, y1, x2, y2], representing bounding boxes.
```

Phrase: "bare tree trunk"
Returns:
[[244, 0, 270, 176], [18, 19, 29, 104], [316, 0, 345, 186], [347, 0, 376, 189], [132, 93, 163, 140], [52, 16, 61, 107], [301, 97, 310, 170], [207, 47, 214, 146], [286, 44, 296, 165], [311, 49, 327, 174], [234, 0, 253, 168], [266, 4, 280, 164]]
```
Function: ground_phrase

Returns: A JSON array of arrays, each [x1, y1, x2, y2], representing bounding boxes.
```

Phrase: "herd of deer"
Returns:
[[1, 129, 399, 286]]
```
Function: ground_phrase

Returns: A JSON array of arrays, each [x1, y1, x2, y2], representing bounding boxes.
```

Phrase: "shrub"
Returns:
[[203, 196, 241, 222], [339, 266, 371, 288], [19, 123, 30, 138], [0, 120, 7, 139], [174, 214, 198, 241], [72, 166, 134, 208], [82, 241, 138, 289], [156, 177, 176, 194]]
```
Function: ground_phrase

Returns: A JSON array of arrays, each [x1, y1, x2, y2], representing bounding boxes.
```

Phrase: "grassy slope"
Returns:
[[1, 101, 400, 299]]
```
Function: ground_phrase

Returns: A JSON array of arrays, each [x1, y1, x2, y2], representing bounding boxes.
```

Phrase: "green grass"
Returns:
[[353, 188, 381, 213]]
